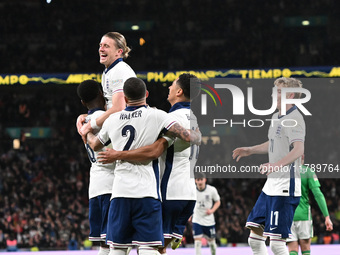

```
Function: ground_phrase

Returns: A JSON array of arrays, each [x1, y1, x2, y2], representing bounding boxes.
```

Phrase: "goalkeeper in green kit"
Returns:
[[287, 155, 333, 255]]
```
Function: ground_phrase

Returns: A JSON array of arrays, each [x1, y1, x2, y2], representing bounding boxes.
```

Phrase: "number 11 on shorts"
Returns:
[[270, 211, 279, 226]]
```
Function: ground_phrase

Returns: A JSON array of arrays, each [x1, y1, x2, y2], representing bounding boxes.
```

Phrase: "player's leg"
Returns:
[[106, 198, 134, 254], [108, 248, 128, 255], [264, 196, 300, 255], [158, 238, 172, 254], [269, 237, 288, 255], [158, 199, 179, 254], [138, 246, 161, 255], [201, 225, 217, 255], [246, 192, 268, 255], [194, 237, 203, 255], [132, 198, 163, 255], [299, 239, 311, 255], [193, 223, 203, 255], [170, 200, 196, 250], [287, 221, 300, 255], [287, 241, 299, 255], [98, 241, 110, 255], [248, 228, 268, 255], [89, 195, 111, 255], [207, 238, 217, 255], [297, 220, 313, 255]]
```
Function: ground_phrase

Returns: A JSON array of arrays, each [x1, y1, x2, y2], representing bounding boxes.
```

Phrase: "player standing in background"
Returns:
[[192, 173, 220, 255], [287, 155, 333, 255], [233, 77, 306, 255], [96, 73, 201, 255], [86, 77, 198, 255], [77, 80, 115, 255], [76, 31, 136, 136]]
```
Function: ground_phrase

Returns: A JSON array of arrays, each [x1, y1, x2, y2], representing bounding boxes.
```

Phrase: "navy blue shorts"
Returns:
[[106, 197, 164, 248], [162, 200, 195, 239], [192, 223, 216, 239], [88, 194, 111, 242], [246, 192, 300, 238]]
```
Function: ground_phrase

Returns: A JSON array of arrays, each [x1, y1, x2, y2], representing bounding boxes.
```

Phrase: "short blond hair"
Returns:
[[104, 32, 131, 59], [274, 77, 303, 99]]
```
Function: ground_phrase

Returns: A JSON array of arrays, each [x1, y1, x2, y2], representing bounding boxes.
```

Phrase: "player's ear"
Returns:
[[177, 88, 183, 97], [288, 92, 295, 99], [145, 90, 149, 99]]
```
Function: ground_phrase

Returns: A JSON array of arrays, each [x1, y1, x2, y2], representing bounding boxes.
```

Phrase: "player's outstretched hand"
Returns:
[[98, 148, 118, 164], [76, 114, 87, 135], [260, 163, 281, 175], [232, 147, 251, 162], [325, 216, 333, 231]]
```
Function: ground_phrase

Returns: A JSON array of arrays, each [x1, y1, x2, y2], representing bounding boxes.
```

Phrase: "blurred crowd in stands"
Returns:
[[0, 84, 339, 251], [1, 0, 340, 74]]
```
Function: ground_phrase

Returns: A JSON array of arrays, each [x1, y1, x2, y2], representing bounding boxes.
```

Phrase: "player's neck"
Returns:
[[170, 98, 190, 107], [278, 104, 294, 115], [127, 99, 146, 107]]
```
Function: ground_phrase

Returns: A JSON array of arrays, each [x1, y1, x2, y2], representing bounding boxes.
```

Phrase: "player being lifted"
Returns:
[[77, 32, 136, 137], [233, 77, 306, 255]]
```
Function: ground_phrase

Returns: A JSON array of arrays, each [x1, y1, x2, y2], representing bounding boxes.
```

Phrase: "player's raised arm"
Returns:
[[98, 138, 169, 164]]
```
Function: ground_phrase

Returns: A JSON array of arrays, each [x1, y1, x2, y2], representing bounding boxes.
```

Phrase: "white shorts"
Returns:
[[287, 220, 313, 242]]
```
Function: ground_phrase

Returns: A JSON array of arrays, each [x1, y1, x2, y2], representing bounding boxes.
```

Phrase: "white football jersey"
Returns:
[[192, 184, 220, 226], [262, 106, 305, 197], [85, 109, 115, 199], [97, 105, 176, 200], [160, 102, 198, 200], [101, 59, 136, 109]]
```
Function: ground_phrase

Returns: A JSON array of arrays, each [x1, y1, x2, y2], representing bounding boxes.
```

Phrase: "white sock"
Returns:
[[108, 248, 128, 255], [208, 239, 217, 255], [138, 246, 161, 255], [270, 238, 288, 255], [194, 240, 202, 255], [98, 246, 110, 255], [126, 247, 132, 255], [248, 232, 268, 255]]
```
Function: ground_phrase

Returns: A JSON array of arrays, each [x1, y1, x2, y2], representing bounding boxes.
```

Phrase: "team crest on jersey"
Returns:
[[106, 79, 110, 90], [205, 195, 210, 201], [276, 125, 282, 136]]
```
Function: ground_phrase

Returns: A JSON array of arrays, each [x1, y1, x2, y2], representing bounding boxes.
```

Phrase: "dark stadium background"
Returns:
[[1, 0, 339, 251]]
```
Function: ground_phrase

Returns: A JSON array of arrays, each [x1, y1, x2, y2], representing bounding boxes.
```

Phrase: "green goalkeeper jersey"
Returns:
[[293, 165, 329, 221]]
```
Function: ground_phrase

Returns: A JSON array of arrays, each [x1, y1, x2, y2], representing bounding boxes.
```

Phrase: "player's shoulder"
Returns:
[[206, 184, 217, 191], [115, 61, 136, 75], [271, 111, 279, 119], [148, 106, 167, 115], [86, 109, 105, 122]]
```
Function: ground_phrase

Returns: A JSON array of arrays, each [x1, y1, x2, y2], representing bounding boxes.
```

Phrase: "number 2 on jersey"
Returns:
[[122, 125, 136, 151]]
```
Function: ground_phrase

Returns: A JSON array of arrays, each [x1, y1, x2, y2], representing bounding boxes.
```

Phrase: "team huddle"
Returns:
[[76, 32, 332, 255]]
